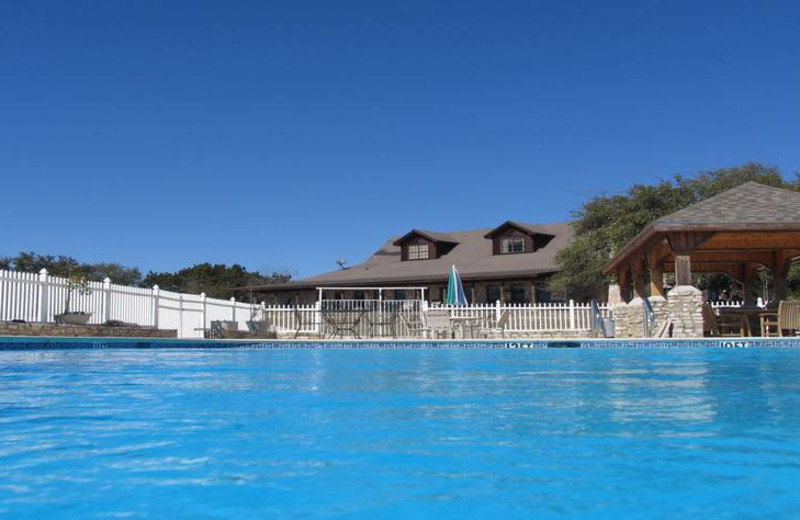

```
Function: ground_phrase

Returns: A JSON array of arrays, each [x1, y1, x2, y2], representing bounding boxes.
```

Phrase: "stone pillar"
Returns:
[[666, 285, 704, 338], [611, 302, 633, 338], [626, 297, 645, 338], [607, 283, 622, 306]]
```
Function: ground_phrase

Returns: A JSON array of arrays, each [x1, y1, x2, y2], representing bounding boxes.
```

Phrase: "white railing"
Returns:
[[708, 299, 766, 309], [1, 268, 609, 339], [436, 300, 610, 332]]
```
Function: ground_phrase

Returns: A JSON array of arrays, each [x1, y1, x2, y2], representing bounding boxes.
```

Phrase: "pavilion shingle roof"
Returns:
[[654, 182, 800, 227], [604, 182, 800, 274]]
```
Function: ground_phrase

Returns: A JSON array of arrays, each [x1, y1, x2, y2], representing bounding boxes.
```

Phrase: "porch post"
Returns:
[[674, 254, 692, 285], [649, 265, 665, 298], [633, 275, 648, 299], [774, 254, 792, 302]]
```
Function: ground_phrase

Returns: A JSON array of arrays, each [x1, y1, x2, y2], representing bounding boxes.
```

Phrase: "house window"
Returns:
[[510, 284, 527, 303], [501, 237, 525, 254], [486, 284, 501, 303], [535, 285, 552, 303], [394, 290, 407, 300], [408, 244, 430, 260], [353, 291, 365, 300]]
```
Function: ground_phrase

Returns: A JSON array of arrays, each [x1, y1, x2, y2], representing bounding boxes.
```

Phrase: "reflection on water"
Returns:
[[1, 348, 800, 518]]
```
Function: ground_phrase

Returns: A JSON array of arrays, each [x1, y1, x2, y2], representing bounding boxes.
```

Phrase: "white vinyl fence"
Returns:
[[1, 268, 613, 339]]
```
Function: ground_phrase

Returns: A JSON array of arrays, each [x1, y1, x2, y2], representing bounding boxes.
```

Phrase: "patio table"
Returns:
[[717, 306, 765, 337], [366, 311, 399, 339], [322, 309, 366, 339], [449, 316, 488, 339]]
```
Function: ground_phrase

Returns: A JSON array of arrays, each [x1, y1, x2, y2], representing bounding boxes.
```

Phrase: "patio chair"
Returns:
[[760, 300, 800, 337], [399, 313, 429, 339], [702, 304, 743, 337], [483, 310, 510, 339], [425, 309, 454, 339]]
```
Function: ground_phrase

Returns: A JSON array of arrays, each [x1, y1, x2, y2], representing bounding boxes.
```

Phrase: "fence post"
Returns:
[[152, 285, 160, 329], [315, 300, 322, 336], [178, 293, 184, 338], [200, 293, 207, 331], [230, 297, 236, 321], [103, 277, 112, 323], [38, 268, 49, 323], [568, 299, 576, 330], [495, 299, 501, 324], [260, 301, 266, 322]]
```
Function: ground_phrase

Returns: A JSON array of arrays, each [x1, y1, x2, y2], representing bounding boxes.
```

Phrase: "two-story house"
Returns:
[[244, 221, 574, 304]]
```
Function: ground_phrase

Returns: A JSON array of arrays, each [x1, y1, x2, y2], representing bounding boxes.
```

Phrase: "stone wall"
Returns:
[[611, 296, 669, 338], [0, 322, 178, 338]]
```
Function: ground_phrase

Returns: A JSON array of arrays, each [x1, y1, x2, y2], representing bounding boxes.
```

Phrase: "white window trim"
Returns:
[[408, 244, 430, 260], [501, 237, 525, 254]]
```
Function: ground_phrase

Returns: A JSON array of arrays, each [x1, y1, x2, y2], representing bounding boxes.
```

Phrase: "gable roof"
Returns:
[[653, 182, 800, 227], [259, 222, 574, 290], [392, 229, 459, 246], [483, 220, 557, 239]]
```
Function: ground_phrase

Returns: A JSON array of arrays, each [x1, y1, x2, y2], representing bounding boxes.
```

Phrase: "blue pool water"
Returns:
[[2, 346, 800, 519]]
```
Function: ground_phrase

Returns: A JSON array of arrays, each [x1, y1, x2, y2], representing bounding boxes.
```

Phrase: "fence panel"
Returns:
[[2, 268, 613, 339]]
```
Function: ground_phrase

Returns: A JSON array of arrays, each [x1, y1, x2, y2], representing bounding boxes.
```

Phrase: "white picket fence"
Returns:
[[1, 268, 611, 339]]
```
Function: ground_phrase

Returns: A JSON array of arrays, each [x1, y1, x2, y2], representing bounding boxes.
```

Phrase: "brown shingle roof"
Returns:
[[655, 182, 800, 227], [261, 222, 574, 290], [604, 182, 800, 274]]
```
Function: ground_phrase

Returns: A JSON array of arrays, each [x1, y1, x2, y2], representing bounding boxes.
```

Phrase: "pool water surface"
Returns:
[[1, 346, 800, 518]]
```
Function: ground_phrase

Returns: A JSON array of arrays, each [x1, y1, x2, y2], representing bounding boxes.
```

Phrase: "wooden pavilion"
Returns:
[[604, 182, 800, 304]]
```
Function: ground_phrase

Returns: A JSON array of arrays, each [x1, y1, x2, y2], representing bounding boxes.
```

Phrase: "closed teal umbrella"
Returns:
[[446, 265, 468, 305]]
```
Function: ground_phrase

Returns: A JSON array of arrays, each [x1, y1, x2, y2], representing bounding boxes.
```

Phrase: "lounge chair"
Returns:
[[760, 300, 800, 337], [483, 310, 510, 339]]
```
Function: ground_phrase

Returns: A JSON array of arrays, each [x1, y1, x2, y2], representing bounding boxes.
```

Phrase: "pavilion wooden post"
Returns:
[[674, 254, 692, 286], [618, 267, 632, 303], [649, 265, 665, 298], [774, 252, 794, 302], [632, 260, 648, 299], [742, 264, 759, 305]]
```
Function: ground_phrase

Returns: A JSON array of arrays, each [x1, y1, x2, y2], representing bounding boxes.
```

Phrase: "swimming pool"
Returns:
[[2, 343, 800, 518]]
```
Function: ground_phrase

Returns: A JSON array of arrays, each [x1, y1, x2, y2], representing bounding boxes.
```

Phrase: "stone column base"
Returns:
[[666, 285, 703, 338]]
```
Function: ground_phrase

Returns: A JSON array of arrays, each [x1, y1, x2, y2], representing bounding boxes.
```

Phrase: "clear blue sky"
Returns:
[[2, 1, 799, 279]]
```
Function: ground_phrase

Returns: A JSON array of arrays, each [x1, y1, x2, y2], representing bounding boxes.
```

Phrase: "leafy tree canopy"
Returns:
[[0, 251, 142, 285], [0, 253, 291, 299], [140, 263, 291, 299], [549, 163, 800, 300]]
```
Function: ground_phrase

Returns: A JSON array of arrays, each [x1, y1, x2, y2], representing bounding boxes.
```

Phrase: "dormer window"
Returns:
[[394, 230, 459, 261], [484, 220, 556, 256], [501, 237, 525, 254], [408, 244, 429, 260]]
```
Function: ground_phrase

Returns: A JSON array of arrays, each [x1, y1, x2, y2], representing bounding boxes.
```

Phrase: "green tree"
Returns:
[[550, 163, 800, 300], [0, 251, 142, 284], [139, 263, 291, 299]]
